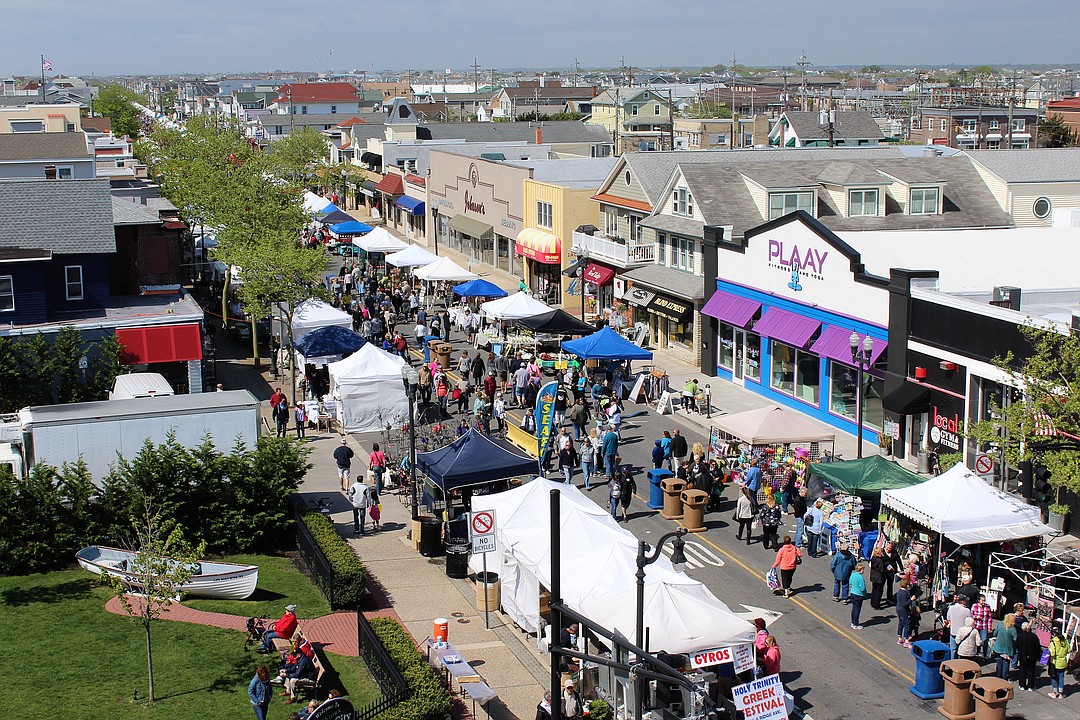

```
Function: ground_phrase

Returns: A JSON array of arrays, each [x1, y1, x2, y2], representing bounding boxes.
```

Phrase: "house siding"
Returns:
[[0, 261, 47, 324], [1008, 184, 1080, 227], [45, 254, 110, 311]]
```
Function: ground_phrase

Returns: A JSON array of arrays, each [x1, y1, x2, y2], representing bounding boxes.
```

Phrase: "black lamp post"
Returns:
[[401, 364, 420, 520], [577, 250, 590, 319], [635, 528, 687, 720], [849, 331, 875, 459]]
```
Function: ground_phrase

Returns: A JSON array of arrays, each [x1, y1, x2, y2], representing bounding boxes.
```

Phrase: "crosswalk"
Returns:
[[660, 540, 725, 569]]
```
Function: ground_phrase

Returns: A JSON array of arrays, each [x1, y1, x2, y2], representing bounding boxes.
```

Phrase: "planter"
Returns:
[[1048, 511, 1069, 534]]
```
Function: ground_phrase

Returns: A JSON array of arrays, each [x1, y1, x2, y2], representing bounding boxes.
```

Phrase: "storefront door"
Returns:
[[733, 329, 746, 386], [907, 412, 926, 461]]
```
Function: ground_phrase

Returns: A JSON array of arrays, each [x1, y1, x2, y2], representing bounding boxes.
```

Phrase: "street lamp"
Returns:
[[341, 168, 348, 208], [635, 528, 687, 720], [401, 364, 420, 520], [849, 331, 875, 459], [576, 249, 590, 320]]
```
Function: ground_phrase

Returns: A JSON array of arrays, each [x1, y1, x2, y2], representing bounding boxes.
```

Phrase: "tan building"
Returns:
[[0, 104, 81, 133], [588, 88, 673, 154]]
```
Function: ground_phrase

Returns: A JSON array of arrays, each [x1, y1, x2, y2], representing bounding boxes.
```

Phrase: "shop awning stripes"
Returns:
[[809, 325, 887, 366], [515, 228, 562, 265], [752, 307, 820, 348], [701, 290, 760, 328]]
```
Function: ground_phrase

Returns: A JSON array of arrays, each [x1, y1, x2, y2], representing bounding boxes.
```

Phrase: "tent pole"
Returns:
[[550, 489, 564, 720]]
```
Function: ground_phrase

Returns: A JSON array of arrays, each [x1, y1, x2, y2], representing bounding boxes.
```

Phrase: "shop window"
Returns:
[[745, 332, 761, 382], [829, 361, 884, 431], [771, 341, 819, 404], [666, 317, 692, 349], [909, 187, 939, 215], [0, 275, 13, 312], [717, 322, 735, 370], [848, 188, 878, 217], [768, 191, 814, 220], [537, 201, 553, 229]]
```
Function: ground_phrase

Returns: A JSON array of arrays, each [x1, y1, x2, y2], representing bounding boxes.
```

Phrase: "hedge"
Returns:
[[299, 510, 368, 608], [370, 617, 452, 720]]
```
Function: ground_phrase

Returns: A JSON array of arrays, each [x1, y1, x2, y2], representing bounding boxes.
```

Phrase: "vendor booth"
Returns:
[[413, 257, 478, 282], [708, 405, 835, 470], [453, 278, 508, 299], [354, 226, 409, 253], [303, 191, 332, 215], [291, 300, 352, 343], [328, 219, 374, 236], [561, 326, 654, 361], [809, 455, 926, 497], [294, 326, 366, 366], [327, 344, 409, 433], [385, 244, 439, 268], [518, 309, 596, 336], [480, 291, 552, 321]]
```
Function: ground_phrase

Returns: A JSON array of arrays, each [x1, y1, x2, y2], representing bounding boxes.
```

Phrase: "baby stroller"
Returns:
[[245, 615, 269, 650]]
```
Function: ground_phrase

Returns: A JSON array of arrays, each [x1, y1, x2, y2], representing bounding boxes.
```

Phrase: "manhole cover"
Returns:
[[451, 612, 465, 617], [457, 618, 471, 624]]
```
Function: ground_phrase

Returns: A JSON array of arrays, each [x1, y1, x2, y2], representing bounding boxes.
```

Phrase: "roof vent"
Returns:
[[990, 286, 1021, 311]]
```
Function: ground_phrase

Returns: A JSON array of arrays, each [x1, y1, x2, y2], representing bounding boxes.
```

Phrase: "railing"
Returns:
[[354, 610, 410, 720], [572, 231, 656, 267], [293, 503, 336, 608]]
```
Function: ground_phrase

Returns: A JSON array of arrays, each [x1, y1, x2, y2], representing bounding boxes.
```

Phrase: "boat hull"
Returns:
[[76, 546, 258, 600]]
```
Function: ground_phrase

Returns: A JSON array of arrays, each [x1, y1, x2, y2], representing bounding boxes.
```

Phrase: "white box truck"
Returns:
[[108, 373, 175, 400], [4, 390, 261, 485]]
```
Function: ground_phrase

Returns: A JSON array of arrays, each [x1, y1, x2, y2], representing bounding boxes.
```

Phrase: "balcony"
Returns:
[[572, 231, 656, 268]]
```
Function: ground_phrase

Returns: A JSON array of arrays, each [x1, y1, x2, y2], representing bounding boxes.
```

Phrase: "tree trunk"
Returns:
[[251, 315, 260, 369], [145, 618, 155, 703]]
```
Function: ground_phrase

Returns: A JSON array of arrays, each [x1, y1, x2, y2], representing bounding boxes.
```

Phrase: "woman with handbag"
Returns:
[[771, 535, 802, 598], [734, 487, 755, 545], [368, 443, 387, 496]]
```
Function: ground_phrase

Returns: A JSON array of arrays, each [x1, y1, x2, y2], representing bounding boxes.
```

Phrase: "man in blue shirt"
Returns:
[[743, 460, 763, 513], [601, 424, 620, 479], [804, 500, 826, 557]]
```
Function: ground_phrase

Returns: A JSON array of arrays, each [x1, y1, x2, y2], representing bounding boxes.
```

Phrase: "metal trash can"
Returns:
[[433, 342, 453, 370], [970, 677, 1013, 720], [475, 571, 500, 611], [647, 468, 671, 510], [419, 517, 445, 557], [939, 659, 981, 720], [660, 478, 685, 520], [445, 542, 469, 579], [680, 489, 708, 532], [908, 639, 949, 699]]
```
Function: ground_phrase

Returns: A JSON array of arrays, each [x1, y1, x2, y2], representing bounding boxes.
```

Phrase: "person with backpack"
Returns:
[[830, 544, 856, 602], [347, 476, 373, 536]]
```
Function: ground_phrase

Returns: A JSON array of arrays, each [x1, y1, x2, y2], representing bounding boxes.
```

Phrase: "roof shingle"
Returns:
[[0, 178, 115, 254]]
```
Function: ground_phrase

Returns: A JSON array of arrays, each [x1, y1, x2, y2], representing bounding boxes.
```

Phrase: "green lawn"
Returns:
[[183, 553, 331, 619], [4, 565, 379, 719]]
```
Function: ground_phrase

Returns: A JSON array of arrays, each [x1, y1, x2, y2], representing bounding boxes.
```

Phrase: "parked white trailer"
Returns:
[[12, 390, 261, 485]]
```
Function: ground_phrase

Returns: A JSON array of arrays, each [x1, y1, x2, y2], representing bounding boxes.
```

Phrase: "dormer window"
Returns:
[[848, 188, 879, 217], [672, 188, 693, 216], [768, 191, 814, 220], [909, 187, 940, 215]]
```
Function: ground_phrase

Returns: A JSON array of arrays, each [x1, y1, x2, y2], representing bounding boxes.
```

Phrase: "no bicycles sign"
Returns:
[[470, 510, 496, 554]]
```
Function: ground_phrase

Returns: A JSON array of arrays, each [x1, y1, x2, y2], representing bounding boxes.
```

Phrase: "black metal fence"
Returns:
[[354, 609, 410, 720], [294, 508, 337, 608]]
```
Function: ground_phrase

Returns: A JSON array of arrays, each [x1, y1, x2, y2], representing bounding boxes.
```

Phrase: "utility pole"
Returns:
[[471, 57, 481, 93], [573, 57, 580, 87], [1006, 70, 1017, 149], [797, 50, 812, 111]]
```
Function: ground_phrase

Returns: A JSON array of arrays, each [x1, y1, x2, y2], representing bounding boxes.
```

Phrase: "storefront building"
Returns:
[[427, 151, 528, 279], [703, 212, 890, 444], [393, 174, 427, 241]]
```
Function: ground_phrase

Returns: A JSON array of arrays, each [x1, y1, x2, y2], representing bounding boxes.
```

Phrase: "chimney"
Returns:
[[535, 127, 542, 145]]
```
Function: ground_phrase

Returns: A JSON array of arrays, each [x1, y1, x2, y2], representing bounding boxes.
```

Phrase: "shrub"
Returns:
[[299, 510, 368, 608], [589, 699, 614, 720], [370, 617, 452, 720]]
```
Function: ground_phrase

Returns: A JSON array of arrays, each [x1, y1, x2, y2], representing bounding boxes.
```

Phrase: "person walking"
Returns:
[[333, 438, 355, 492], [791, 487, 808, 548], [274, 396, 290, 437], [970, 593, 994, 659], [849, 562, 867, 629], [568, 397, 588, 440], [670, 428, 688, 468], [651, 439, 665, 469], [1015, 621, 1041, 692], [347, 476, 373, 536], [1047, 627, 1070, 698], [293, 401, 307, 439], [758, 495, 782, 550], [535, 691, 553, 720], [955, 617, 980, 660], [830, 544, 856, 603], [618, 467, 636, 522], [660, 430, 674, 471], [734, 487, 755, 544], [771, 535, 802, 598], [869, 546, 888, 610], [743, 460, 763, 513], [368, 443, 387, 496], [558, 438, 577, 485], [946, 596, 972, 660], [895, 577, 913, 648], [579, 431, 597, 489], [803, 500, 825, 557], [248, 664, 272, 720], [601, 423, 619, 479], [607, 473, 622, 521], [990, 613, 1017, 680]]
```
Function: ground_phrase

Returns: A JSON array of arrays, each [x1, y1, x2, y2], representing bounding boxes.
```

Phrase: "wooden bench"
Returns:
[[293, 644, 327, 699]]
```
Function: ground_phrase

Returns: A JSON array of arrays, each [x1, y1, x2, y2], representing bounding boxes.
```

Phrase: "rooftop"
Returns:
[[0, 132, 90, 161], [965, 148, 1080, 183], [0, 288, 204, 338], [0, 178, 115, 254]]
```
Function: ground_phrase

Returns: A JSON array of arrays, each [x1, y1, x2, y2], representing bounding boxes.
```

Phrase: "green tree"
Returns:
[[516, 111, 551, 122], [1040, 115, 1077, 148], [681, 103, 732, 119], [968, 323, 1080, 510], [860, 65, 884, 74], [95, 84, 142, 138], [0, 329, 120, 412], [269, 127, 331, 185], [102, 501, 206, 704]]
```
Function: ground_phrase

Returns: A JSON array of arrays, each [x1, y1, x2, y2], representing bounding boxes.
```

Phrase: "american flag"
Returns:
[[42, 58, 53, 72], [1032, 411, 1057, 437]]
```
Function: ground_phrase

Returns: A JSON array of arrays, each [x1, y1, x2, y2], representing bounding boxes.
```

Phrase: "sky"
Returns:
[[4, 0, 1078, 77]]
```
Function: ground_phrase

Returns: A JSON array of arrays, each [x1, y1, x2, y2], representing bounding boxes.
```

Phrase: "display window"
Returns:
[[666, 317, 693, 349], [771, 341, 819, 404], [829, 360, 884, 431]]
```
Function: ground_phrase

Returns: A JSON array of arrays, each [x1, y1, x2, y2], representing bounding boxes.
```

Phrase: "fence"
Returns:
[[354, 609, 410, 720], [294, 505, 337, 608]]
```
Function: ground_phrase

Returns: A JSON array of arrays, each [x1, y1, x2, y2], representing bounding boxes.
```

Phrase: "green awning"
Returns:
[[785, 137, 796, 147], [808, 455, 927, 497], [480, 152, 506, 160], [447, 214, 494, 240]]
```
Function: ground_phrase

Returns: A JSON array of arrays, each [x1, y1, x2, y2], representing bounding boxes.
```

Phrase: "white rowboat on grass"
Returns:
[[76, 545, 259, 600]]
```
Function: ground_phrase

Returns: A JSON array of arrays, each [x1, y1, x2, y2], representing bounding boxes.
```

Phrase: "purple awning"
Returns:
[[752, 307, 821, 348], [810, 325, 887, 366], [701, 290, 761, 327]]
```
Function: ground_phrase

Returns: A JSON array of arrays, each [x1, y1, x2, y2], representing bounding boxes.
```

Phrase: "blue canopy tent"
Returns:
[[417, 428, 538, 493], [294, 325, 367, 359], [315, 202, 342, 216], [329, 220, 374, 235], [561, 326, 653, 361], [453, 278, 508, 298], [317, 209, 355, 224]]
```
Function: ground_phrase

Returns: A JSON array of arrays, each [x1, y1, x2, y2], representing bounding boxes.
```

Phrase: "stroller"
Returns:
[[245, 615, 269, 650]]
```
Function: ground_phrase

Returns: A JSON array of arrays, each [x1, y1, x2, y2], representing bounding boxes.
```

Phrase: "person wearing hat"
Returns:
[[333, 438, 355, 493], [258, 604, 299, 654], [562, 679, 583, 718]]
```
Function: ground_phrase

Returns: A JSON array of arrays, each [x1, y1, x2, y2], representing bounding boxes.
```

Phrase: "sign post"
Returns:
[[470, 510, 497, 628], [974, 453, 994, 482]]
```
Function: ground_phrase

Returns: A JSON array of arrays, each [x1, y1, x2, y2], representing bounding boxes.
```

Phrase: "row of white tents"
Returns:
[[469, 477, 755, 655]]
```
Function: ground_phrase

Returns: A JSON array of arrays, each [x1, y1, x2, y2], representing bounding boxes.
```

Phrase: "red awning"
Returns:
[[583, 263, 614, 286], [116, 323, 203, 365], [374, 173, 404, 195], [163, 221, 187, 230]]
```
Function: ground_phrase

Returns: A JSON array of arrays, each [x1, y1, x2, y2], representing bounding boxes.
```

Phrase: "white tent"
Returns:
[[353, 226, 409, 253], [327, 344, 408, 433], [480, 291, 552, 320], [303, 191, 332, 215], [881, 463, 1052, 546], [385, 244, 439, 268], [712, 405, 835, 445], [413, 257, 478, 282], [291, 300, 352, 342], [469, 478, 754, 652]]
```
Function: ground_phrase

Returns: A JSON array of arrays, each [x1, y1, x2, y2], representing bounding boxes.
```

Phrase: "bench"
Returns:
[[293, 644, 327, 699]]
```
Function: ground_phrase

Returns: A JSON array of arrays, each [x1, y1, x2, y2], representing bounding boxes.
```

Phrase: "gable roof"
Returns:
[[591, 87, 672, 106], [0, 132, 91, 162], [782, 111, 884, 141], [111, 197, 162, 226], [501, 85, 596, 100], [276, 82, 362, 104], [0, 178, 115, 254], [965, 148, 1080, 183]]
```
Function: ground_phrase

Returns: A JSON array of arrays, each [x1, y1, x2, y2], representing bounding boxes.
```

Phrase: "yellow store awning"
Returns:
[[515, 228, 562, 265]]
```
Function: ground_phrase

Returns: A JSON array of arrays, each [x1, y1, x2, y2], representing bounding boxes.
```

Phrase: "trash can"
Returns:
[[433, 342, 453, 370], [445, 542, 469, 579], [419, 517, 445, 557], [939, 659, 981, 720], [908, 639, 949, 699], [680, 489, 708, 532], [660, 478, 685, 520], [424, 336, 439, 363], [647, 468, 671, 510], [475, 571, 500, 611], [970, 677, 1013, 720]]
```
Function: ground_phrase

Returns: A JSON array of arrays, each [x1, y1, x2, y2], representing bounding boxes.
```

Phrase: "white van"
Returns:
[[109, 373, 175, 401]]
